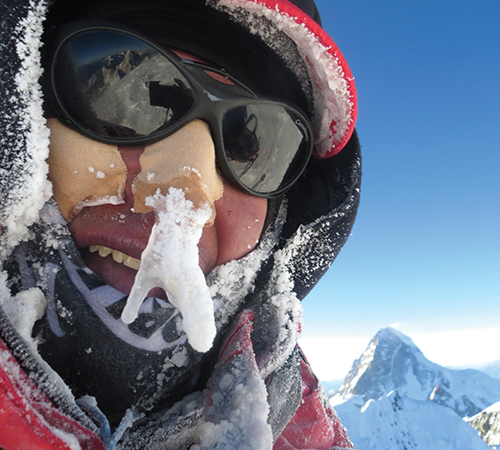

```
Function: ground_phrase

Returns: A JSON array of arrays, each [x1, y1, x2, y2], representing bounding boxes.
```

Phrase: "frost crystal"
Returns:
[[121, 187, 216, 353], [212, 0, 356, 157], [1, 0, 52, 257]]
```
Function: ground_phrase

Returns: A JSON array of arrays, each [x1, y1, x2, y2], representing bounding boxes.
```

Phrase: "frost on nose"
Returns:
[[131, 120, 223, 224], [121, 120, 223, 353]]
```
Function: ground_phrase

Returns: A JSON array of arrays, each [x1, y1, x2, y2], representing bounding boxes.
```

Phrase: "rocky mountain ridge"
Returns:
[[467, 402, 500, 448], [330, 327, 500, 450], [332, 327, 500, 418]]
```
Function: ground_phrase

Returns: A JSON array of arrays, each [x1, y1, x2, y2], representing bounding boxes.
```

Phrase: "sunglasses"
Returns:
[[46, 24, 314, 198]]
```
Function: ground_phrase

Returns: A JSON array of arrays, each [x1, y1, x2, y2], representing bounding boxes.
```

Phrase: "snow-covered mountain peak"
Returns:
[[332, 327, 435, 404], [376, 327, 419, 349], [331, 327, 500, 418], [335, 390, 492, 450]]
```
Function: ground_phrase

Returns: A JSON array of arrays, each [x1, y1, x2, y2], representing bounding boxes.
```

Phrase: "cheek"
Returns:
[[210, 184, 268, 268]]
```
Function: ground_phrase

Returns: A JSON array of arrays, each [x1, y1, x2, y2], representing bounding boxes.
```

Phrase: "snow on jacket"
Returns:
[[0, 0, 360, 448]]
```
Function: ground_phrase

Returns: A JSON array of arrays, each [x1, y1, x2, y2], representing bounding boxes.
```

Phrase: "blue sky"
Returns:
[[299, 0, 500, 380]]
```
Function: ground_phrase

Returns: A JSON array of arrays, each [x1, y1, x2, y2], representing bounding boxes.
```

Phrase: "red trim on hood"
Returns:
[[239, 0, 358, 158]]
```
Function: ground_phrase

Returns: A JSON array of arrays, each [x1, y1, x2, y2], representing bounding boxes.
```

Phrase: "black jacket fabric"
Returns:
[[0, 0, 361, 448]]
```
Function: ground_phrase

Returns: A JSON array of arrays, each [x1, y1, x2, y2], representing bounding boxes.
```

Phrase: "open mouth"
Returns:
[[67, 204, 157, 296], [81, 243, 170, 300]]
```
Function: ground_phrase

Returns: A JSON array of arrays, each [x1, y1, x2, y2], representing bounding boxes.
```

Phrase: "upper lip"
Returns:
[[68, 207, 155, 261]]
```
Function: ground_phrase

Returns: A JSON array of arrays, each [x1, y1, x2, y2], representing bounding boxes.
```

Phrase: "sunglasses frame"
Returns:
[[47, 23, 314, 198]]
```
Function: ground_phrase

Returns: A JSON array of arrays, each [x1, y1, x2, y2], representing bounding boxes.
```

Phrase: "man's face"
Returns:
[[64, 143, 268, 297], [47, 47, 268, 299]]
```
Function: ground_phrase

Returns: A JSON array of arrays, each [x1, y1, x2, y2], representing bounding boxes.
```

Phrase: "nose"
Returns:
[[130, 120, 223, 222], [116, 145, 145, 208]]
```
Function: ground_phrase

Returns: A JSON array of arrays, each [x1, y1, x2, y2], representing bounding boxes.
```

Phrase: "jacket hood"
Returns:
[[0, 0, 360, 276], [0, 0, 361, 447]]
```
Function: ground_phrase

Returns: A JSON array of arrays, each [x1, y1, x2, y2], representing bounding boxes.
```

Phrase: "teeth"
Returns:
[[89, 245, 141, 270], [112, 251, 124, 263], [123, 255, 141, 270], [98, 246, 112, 258]]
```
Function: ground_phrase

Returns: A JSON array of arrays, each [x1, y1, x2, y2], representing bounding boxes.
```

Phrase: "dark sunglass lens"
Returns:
[[222, 104, 312, 195], [53, 30, 195, 140]]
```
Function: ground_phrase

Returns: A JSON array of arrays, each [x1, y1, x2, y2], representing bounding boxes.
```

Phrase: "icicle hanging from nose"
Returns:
[[121, 120, 223, 353]]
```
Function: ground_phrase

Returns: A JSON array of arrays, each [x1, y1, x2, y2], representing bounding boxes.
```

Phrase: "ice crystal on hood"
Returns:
[[212, 0, 356, 157], [193, 311, 273, 450], [121, 187, 216, 353], [0, 286, 46, 345], [0, 0, 52, 257], [266, 245, 303, 354], [193, 377, 272, 450]]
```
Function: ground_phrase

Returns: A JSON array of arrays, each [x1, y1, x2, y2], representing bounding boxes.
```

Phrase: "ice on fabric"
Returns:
[[192, 311, 273, 450], [211, 0, 356, 157], [121, 188, 216, 353], [0, 286, 46, 345], [0, 0, 52, 258], [0, 345, 91, 450]]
